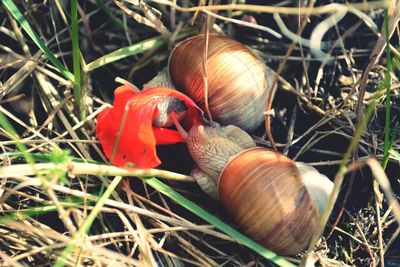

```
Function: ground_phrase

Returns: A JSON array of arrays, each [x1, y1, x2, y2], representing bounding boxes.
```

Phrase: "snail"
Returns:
[[146, 34, 275, 132], [173, 121, 333, 255]]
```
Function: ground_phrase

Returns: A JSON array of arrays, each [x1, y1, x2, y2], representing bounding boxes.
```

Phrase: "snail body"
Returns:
[[168, 34, 274, 132], [183, 123, 333, 255]]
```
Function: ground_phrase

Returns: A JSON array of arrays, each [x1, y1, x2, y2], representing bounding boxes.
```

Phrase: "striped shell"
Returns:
[[218, 147, 321, 255], [168, 34, 273, 132]]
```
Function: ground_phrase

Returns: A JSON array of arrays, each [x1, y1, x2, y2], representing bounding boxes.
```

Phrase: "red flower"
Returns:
[[96, 85, 203, 169]]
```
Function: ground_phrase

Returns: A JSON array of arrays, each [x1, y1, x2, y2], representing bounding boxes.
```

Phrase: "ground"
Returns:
[[0, 1, 399, 266]]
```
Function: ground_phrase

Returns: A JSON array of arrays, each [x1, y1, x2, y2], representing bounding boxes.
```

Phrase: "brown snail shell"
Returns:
[[168, 34, 273, 132], [218, 147, 329, 255]]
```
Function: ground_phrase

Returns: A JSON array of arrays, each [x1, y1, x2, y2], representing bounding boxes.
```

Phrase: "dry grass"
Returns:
[[0, 0, 399, 266]]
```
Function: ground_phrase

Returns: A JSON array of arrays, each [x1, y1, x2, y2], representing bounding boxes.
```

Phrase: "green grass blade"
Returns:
[[85, 36, 166, 72], [2, 0, 74, 82], [85, 27, 197, 72], [144, 178, 296, 267], [70, 0, 85, 119], [71, 0, 81, 87], [383, 7, 392, 169]]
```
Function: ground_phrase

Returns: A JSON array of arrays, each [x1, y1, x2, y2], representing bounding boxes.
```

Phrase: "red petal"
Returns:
[[113, 84, 138, 106], [96, 85, 203, 169], [153, 128, 185, 144]]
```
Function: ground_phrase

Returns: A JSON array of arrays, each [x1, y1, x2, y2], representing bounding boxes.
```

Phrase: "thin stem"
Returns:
[[0, 162, 195, 182], [202, 23, 213, 123]]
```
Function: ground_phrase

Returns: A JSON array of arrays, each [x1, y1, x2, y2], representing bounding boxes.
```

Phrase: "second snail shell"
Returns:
[[218, 147, 332, 255], [183, 123, 333, 255], [168, 34, 274, 132]]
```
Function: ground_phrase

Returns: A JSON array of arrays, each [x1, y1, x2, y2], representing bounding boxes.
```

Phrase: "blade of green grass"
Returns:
[[71, 0, 81, 88], [85, 27, 197, 72], [84, 36, 166, 72], [144, 178, 296, 267], [70, 0, 85, 119], [2, 0, 74, 82], [383, 7, 392, 169]]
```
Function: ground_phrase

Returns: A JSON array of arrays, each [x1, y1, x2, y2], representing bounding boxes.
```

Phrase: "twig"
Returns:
[[373, 179, 384, 267], [201, 13, 213, 123], [0, 161, 195, 182], [203, 9, 281, 38], [149, 1, 388, 15]]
